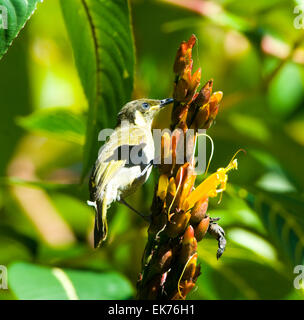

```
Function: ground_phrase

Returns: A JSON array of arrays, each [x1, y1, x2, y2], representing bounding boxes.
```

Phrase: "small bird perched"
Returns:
[[89, 98, 173, 248]]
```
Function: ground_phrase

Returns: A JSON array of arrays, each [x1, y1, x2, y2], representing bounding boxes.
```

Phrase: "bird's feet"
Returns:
[[120, 198, 151, 222]]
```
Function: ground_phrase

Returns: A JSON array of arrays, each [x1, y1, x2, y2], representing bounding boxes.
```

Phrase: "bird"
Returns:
[[88, 98, 174, 248]]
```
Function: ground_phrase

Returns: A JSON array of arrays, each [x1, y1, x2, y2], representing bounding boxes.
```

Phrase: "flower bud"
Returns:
[[187, 68, 201, 98], [173, 34, 197, 75], [157, 174, 169, 201], [177, 171, 196, 209], [211, 91, 223, 104], [189, 197, 208, 224], [183, 224, 195, 244], [171, 103, 188, 131], [208, 91, 223, 117], [203, 91, 223, 129], [165, 177, 177, 209], [195, 79, 213, 107], [190, 104, 209, 130], [182, 253, 198, 280], [175, 163, 187, 186], [179, 226, 197, 264], [173, 78, 188, 101], [155, 248, 173, 273], [166, 211, 191, 238], [194, 216, 210, 241], [187, 79, 213, 127], [159, 132, 174, 175]]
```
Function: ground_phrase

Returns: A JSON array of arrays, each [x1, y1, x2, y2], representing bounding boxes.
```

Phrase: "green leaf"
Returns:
[[17, 107, 86, 145], [0, 236, 32, 265], [194, 238, 294, 300], [0, 0, 42, 59], [60, 0, 135, 177], [228, 113, 271, 143], [256, 172, 296, 193], [213, 119, 304, 190], [243, 189, 304, 266], [210, 259, 292, 299], [268, 62, 303, 117], [0, 176, 77, 190], [228, 228, 277, 261], [50, 193, 93, 237], [8, 262, 134, 300]]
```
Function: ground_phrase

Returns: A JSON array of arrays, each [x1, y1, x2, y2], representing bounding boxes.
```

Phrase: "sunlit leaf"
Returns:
[[228, 113, 271, 143], [256, 172, 296, 193], [17, 107, 86, 145], [286, 119, 304, 146], [0, 236, 32, 265], [60, 0, 135, 177], [228, 228, 277, 261], [0, 0, 42, 59], [50, 193, 92, 237], [8, 262, 134, 300], [268, 62, 303, 117], [192, 238, 294, 299], [0, 176, 77, 191], [226, 0, 286, 15]]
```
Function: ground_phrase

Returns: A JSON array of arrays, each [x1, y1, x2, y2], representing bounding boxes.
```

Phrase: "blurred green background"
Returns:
[[0, 0, 304, 299]]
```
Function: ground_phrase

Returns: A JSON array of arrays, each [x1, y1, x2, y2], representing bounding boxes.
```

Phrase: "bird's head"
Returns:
[[118, 98, 173, 127]]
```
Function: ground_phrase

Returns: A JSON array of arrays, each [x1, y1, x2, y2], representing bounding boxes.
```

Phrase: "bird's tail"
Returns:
[[94, 197, 108, 248]]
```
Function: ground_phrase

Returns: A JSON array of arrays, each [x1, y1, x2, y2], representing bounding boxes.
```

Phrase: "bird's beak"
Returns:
[[160, 98, 174, 108], [150, 98, 174, 112]]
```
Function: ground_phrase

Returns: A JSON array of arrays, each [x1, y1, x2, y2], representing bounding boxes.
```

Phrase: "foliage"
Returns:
[[0, 0, 42, 59], [60, 0, 135, 177], [0, 0, 303, 300], [8, 262, 133, 300]]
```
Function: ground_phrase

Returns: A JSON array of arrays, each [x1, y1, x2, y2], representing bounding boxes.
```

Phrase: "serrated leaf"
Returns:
[[60, 0, 135, 178], [8, 262, 134, 300], [17, 107, 86, 145], [0, 0, 42, 59]]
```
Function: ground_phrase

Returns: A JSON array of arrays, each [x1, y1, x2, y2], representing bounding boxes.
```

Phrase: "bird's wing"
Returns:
[[89, 125, 152, 247], [91, 159, 125, 248], [90, 125, 150, 199], [91, 160, 125, 200]]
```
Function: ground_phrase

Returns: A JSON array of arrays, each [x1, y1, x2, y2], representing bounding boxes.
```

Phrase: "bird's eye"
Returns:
[[141, 102, 150, 110]]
